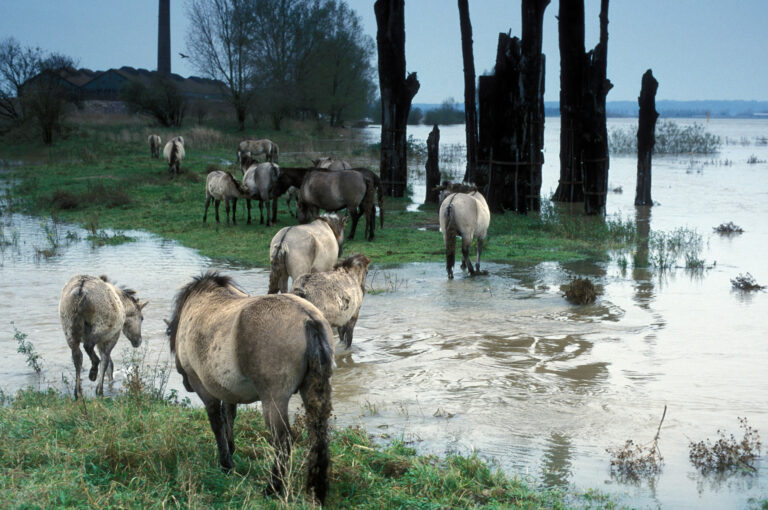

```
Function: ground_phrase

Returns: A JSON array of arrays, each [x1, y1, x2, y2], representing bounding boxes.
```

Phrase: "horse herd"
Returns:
[[53, 136, 492, 504]]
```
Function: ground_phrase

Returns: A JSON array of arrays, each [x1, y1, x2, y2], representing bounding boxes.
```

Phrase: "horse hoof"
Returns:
[[89, 370, 97, 381]]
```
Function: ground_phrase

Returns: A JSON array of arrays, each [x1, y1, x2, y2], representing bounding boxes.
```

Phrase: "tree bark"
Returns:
[[477, 0, 549, 214], [458, 0, 478, 184], [424, 125, 441, 204], [582, 0, 612, 215], [635, 69, 658, 206], [553, 0, 585, 202], [375, 0, 420, 197]]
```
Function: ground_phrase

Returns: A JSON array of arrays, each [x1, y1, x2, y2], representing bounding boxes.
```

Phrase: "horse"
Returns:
[[166, 271, 333, 503], [148, 134, 162, 158], [438, 182, 491, 279], [268, 214, 347, 294], [291, 254, 371, 349], [237, 138, 279, 164], [203, 170, 249, 225], [242, 162, 279, 226], [163, 138, 185, 176], [59, 275, 147, 399], [312, 157, 351, 170], [271, 167, 313, 222], [297, 169, 375, 241], [312, 159, 385, 229]]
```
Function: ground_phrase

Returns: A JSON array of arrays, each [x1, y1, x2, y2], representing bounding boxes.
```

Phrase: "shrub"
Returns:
[[609, 120, 721, 155], [689, 417, 762, 473]]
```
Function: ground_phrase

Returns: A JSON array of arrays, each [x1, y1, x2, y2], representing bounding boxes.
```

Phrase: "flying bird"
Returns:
[[179, 52, 190, 59]]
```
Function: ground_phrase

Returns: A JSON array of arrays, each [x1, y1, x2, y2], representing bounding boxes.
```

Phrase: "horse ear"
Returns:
[[139, 301, 149, 310]]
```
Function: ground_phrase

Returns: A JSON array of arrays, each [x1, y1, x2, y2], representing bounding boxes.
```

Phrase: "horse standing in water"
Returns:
[[438, 183, 491, 279], [167, 272, 333, 503], [268, 214, 347, 294], [291, 253, 371, 349], [59, 275, 147, 398]]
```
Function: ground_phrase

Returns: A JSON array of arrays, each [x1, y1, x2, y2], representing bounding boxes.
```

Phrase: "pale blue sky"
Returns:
[[1, 0, 766, 103]]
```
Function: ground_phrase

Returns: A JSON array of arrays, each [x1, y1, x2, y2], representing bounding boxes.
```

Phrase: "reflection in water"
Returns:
[[633, 206, 655, 309], [540, 432, 574, 488]]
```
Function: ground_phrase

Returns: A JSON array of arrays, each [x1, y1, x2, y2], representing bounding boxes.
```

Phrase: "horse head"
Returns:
[[120, 288, 147, 348]]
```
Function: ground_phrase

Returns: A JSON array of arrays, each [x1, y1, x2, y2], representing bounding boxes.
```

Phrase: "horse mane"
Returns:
[[333, 253, 371, 271], [166, 271, 239, 353], [316, 214, 345, 238], [435, 181, 479, 194]]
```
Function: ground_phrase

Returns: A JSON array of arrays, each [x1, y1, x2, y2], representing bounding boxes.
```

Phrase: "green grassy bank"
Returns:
[[0, 119, 635, 267], [0, 387, 600, 509]]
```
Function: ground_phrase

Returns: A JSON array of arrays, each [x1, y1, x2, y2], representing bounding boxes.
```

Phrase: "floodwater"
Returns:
[[2, 118, 768, 509]]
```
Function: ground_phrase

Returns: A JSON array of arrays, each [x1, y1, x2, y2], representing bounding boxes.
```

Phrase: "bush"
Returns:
[[120, 75, 186, 127], [609, 120, 721, 155], [423, 98, 465, 126]]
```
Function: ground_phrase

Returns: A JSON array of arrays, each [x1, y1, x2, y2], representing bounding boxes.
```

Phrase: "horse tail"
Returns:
[[170, 141, 180, 174], [63, 277, 89, 348], [301, 318, 332, 505], [443, 199, 458, 277], [268, 229, 290, 294]]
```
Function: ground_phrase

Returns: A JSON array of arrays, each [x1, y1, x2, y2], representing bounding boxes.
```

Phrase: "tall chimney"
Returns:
[[158, 0, 171, 75]]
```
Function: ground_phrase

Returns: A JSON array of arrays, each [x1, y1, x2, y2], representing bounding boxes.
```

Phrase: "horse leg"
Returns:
[[246, 199, 252, 225], [232, 198, 238, 225], [214, 199, 221, 224], [83, 342, 100, 381], [203, 196, 212, 223], [71, 345, 83, 399], [225, 200, 231, 226], [223, 402, 237, 455], [348, 208, 361, 240], [476, 237, 484, 273], [95, 334, 119, 396], [339, 313, 359, 349], [263, 397, 292, 497], [204, 397, 235, 472], [259, 200, 265, 225], [462, 236, 476, 276]]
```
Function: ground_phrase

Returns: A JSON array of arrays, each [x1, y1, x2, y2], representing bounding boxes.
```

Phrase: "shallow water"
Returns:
[[2, 118, 768, 509]]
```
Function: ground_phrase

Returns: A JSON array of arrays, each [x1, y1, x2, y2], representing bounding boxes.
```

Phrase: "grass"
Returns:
[[0, 386, 577, 509], [0, 118, 640, 268]]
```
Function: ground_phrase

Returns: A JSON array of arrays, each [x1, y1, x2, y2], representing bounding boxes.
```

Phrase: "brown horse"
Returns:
[[298, 169, 375, 241], [312, 160, 385, 229], [167, 272, 333, 503], [59, 275, 147, 398], [270, 166, 313, 222], [312, 157, 351, 170], [291, 253, 371, 349], [237, 138, 279, 164], [268, 214, 347, 294], [203, 170, 249, 225], [437, 183, 491, 279]]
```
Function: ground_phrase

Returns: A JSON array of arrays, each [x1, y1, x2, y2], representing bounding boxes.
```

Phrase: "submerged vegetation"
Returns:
[[689, 418, 762, 474], [731, 273, 765, 291], [607, 406, 666, 481], [560, 277, 601, 305], [609, 120, 721, 155]]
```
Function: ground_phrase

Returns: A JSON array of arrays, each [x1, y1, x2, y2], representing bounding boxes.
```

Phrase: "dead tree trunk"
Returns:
[[553, 0, 585, 202], [375, 0, 420, 198], [582, 0, 612, 215], [477, 0, 549, 214], [425, 125, 441, 204], [458, 0, 478, 184], [635, 69, 658, 206]]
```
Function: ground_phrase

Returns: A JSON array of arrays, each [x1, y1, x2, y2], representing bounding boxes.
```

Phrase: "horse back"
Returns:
[[303, 170, 366, 211], [59, 275, 124, 339]]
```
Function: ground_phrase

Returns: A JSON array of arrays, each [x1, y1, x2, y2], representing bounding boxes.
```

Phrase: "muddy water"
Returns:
[[2, 118, 768, 509]]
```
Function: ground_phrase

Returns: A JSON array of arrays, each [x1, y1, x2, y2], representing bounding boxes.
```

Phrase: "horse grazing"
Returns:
[[163, 137, 185, 176], [270, 167, 313, 222], [148, 134, 162, 158], [59, 275, 147, 398], [438, 183, 491, 279], [238, 138, 279, 164], [298, 169, 375, 241], [167, 272, 333, 503], [203, 170, 249, 225], [269, 214, 347, 294], [243, 162, 279, 226], [291, 254, 371, 349]]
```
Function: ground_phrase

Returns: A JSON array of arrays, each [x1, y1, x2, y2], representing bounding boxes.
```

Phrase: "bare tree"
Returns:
[[21, 53, 80, 144], [0, 37, 43, 126], [185, 0, 256, 131]]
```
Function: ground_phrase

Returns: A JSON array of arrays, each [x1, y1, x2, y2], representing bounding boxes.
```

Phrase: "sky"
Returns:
[[1, 0, 767, 104]]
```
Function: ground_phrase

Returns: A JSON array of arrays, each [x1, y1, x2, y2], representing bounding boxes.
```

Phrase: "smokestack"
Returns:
[[158, 0, 171, 75]]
